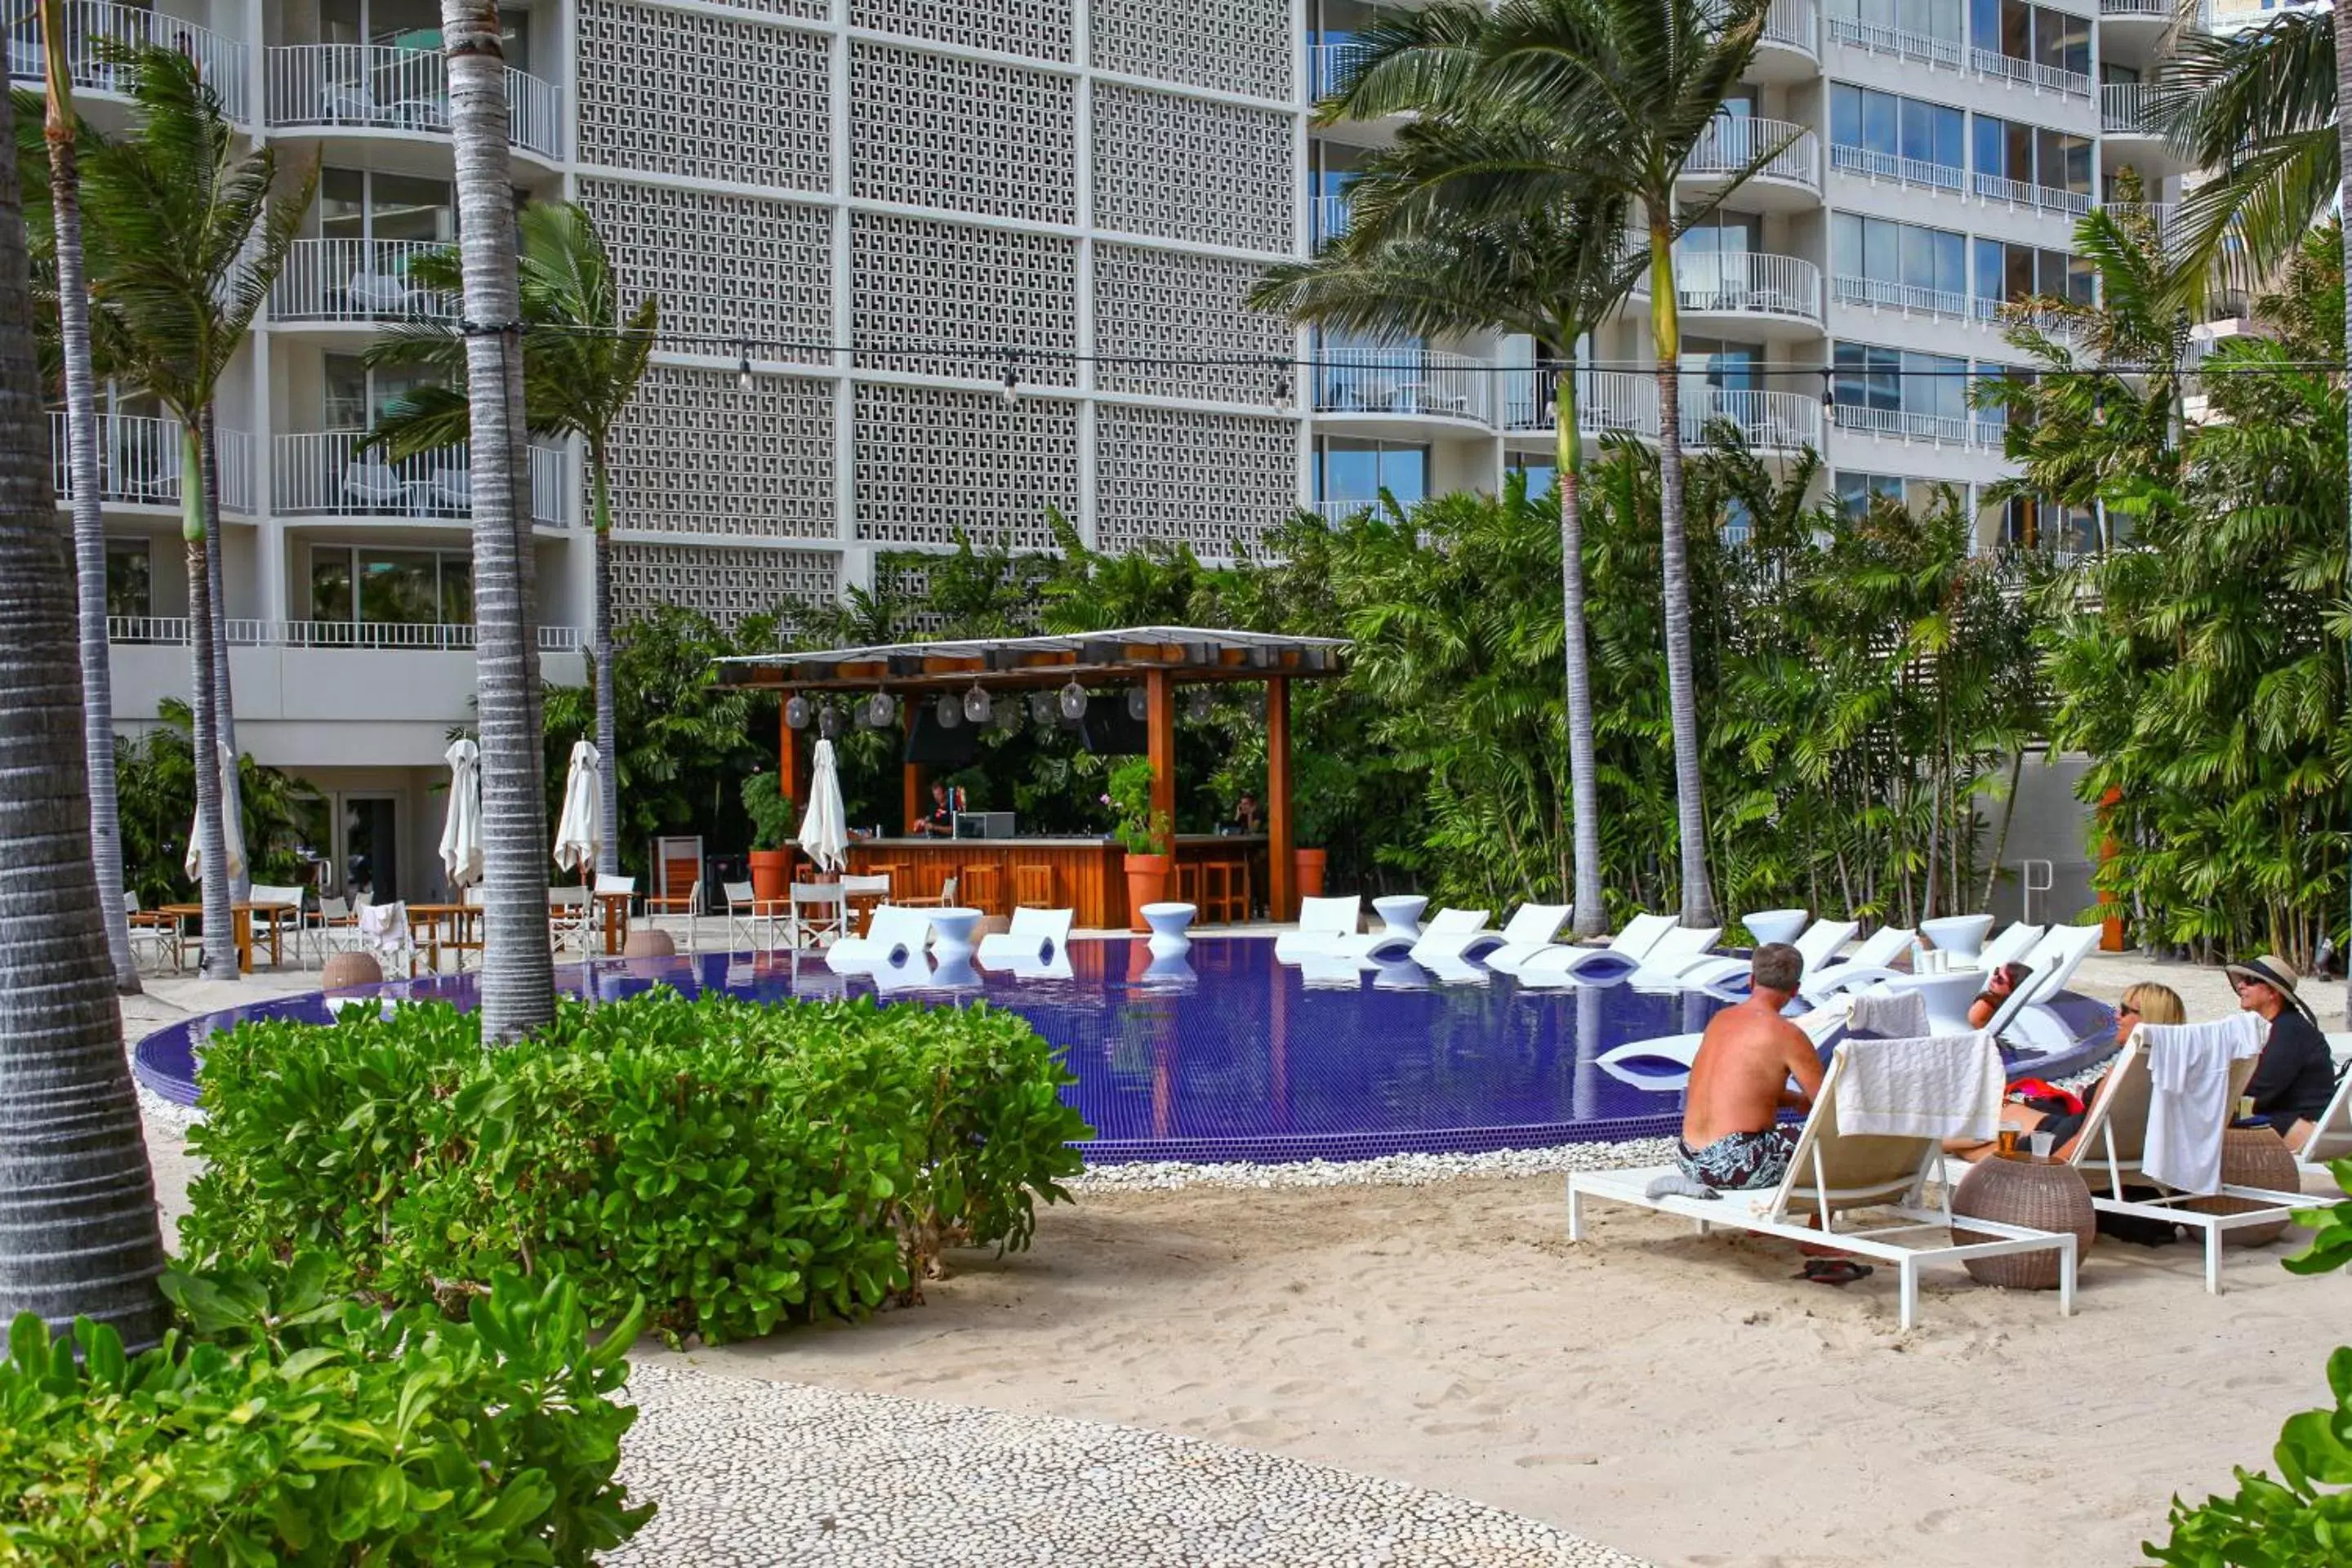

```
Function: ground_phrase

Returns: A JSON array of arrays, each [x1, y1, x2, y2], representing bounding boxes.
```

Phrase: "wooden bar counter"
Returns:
[[844, 835, 1267, 929]]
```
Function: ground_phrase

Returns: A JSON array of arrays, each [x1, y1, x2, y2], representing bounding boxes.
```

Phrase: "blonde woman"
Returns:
[[1947, 982, 2185, 1164]]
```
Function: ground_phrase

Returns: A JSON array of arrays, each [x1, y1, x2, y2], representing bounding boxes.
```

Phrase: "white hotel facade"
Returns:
[[13, 0, 2243, 897]]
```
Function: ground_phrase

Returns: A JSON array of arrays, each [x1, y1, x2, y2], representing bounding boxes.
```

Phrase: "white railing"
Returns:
[[1973, 416, 2012, 448], [2100, 81, 2158, 133], [109, 615, 581, 651], [273, 430, 569, 525], [528, 442, 571, 527], [1823, 14, 1962, 67], [4, 1, 250, 119], [1829, 141, 1966, 192], [1307, 38, 1363, 99], [1313, 193, 1352, 246], [272, 237, 457, 323], [1833, 274, 1969, 318], [48, 411, 254, 512], [2100, 0, 2171, 14], [1974, 172, 2092, 215], [1970, 47, 2091, 97], [1832, 403, 1972, 444], [265, 45, 564, 158], [1498, 371, 1818, 451], [1314, 345, 1491, 424], [1686, 116, 1820, 189], [1637, 252, 1823, 322], [1680, 389, 1821, 451], [1762, 0, 1818, 53], [2102, 200, 2178, 242]]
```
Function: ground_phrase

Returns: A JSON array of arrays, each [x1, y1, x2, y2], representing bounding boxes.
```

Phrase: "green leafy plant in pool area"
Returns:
[[1105, 755, 1170, 857], [180, 991, 1092, 1345], [0, 1254, 648, 1566]]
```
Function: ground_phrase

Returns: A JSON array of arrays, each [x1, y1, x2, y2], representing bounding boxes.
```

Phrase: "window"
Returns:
[[309, 546, 473, 638], [1834, 470, 1946, 518], [1969, 0, 2088, 89], [1833, 342, 1970, 440], [1315, 438, 1428, 510], [1674, 214, 1761, 303], [1971, 239, 2093, 318], [1972, 115, 2092, 211], [105, 540, 151, 620], [323, 354, 443, 432], [1998, 495, 2099, 555], [1506, 452, 1557, 499], [318, 167, 455, 245], [1829, 84, 1965, 189], [1832, 213, 1967, 314], [1824, 0, 1964, 63]]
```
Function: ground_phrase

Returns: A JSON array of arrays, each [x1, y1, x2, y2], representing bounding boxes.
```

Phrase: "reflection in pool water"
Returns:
[[131, 938, 2117, 1164]]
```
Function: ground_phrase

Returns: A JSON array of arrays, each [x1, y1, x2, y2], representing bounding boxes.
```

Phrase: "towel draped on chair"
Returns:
[[1832, 1032, 2003, 1141]]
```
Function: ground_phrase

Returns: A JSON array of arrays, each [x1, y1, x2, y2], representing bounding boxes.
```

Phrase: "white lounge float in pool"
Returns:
[[1672, 917, 1858, 995], [1796, 924, 1918, 1003], [1622, 924, 1726, 989], [1513, 912, 1678, 987], [1343, 904, 1486, 966], [1407, 903, 1566, 970], [1274, 896, 1361, 963], [826, 906, 933, 978], [977, 906, 1076, 969]]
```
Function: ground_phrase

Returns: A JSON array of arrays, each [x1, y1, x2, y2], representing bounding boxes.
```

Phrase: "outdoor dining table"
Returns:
[[594, 889, 633, 956], [406, 902, 483, 971], [154, 900, 295, 974]]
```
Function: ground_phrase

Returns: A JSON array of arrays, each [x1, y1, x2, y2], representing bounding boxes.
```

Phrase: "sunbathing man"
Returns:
[[1677, 942, 1826, 1191]]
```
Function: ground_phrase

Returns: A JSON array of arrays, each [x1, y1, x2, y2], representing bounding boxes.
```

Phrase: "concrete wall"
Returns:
[[1978, 749, 2099, 929]]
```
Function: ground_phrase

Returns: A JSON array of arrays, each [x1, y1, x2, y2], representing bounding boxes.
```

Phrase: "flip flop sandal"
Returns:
[[1795, 1258, 1875, 1286]]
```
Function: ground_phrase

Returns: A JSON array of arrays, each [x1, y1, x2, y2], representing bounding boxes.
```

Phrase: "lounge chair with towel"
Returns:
[[1512, 911, 1678, 987]]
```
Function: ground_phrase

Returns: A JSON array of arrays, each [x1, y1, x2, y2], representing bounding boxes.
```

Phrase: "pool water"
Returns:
[[131, 938, 2117, 1163]]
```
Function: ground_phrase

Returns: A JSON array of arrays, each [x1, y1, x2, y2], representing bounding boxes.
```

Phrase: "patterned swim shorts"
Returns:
[[1674, 1126, 1797, 1192]]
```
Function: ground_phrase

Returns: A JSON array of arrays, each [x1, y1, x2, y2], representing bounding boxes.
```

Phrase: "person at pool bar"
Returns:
[[909, 781, 954, 837]]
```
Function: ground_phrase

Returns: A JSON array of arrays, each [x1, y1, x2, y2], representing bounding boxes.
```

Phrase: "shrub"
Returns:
[[0, 1256, 648, 1566], [182, 991, 1091, 1344]]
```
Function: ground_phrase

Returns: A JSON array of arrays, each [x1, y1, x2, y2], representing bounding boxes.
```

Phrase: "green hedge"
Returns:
[[181, 991, 1091, 1344], [0, 1258, 648, 1566]]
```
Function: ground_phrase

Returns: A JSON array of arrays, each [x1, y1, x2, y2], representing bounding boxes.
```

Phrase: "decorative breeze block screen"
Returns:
[[849, 0, 1072, 64], [579, 179, 832, 363], [575, 1, 830, 191], [605, 368, 835, 541], [1092, 85, 1292, 253], [1094, 403, 1297, 556], [850, 43, 1076, 225], [610, 542, 840, 631], [852, 213, 1077, 384], [1090, 0, 1293, 101], [853, 383, 1079, 550], [1094, 243, 1290, 404]]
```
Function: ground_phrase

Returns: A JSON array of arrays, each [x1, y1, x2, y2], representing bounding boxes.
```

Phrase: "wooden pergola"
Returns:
[[715, 627, 1349, 920]]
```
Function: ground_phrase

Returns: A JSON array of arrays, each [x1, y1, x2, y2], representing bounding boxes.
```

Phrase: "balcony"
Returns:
[[1679, 389, 1821, 451], [5, 1, 250, 120], [2102, 200, 2178, 245], [265, 44, 564, 160], [1753, 0, 1819, 76], [1634, 252, 1824, 332], [1973, 172, 2091, 216], [272, 238, 458, 324], [1314, 346, 1492, 427], [1970, 47, 2091, 98], [2100, 81, 2161, 136], [1834, 274, 1970, 319], [1307, 38, 1364, 100], [1313, 193, 1352, 247], [1832, 403, 1974, 445], [1822, 14, 1962, 69], [271, 430, 572, 526], [1829, 142, 1965, 194], [1682, 116, 1820, 204], [1499, 371, 1820, 452], [49, 412, 254, 513], [2099, 0, 2172, 14], [109, 615, 581, 652]]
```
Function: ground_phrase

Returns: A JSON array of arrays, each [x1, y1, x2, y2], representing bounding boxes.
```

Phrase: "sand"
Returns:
[[127, 947, 2350, 1567]]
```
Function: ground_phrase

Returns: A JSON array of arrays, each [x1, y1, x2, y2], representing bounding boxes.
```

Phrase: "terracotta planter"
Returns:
[[1294, 847, 1327, 900], [749, 849, 791, 902], [1124, 853, 1172, 932]]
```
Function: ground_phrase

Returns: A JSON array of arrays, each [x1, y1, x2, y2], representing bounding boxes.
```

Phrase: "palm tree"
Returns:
[[363, 202, 656, 881], [0, 81, 170, 1350], [439, 0, 556, 1039], [34, 0, 136, 992], [79, 47, 310, 980], [1253, 121, 1640, 936], [1327, 0, 1783, 927]]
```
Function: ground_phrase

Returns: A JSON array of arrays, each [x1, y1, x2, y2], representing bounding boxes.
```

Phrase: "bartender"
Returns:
[[1232, 791, 1261, 835], [910, 780, 954, 837]]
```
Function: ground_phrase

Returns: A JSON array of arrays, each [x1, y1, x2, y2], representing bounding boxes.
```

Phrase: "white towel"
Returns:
[[2140, 1014, 2267, 1195], [1846, 986, 1929, 1040], [1833, 1032, 2003, 1141]]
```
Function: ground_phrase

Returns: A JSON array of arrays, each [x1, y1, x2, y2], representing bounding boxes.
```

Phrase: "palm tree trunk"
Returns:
[[443, 0, 554, 1039], [1648, 221, 1715, 927], [200, 411, 246, 902], [591, 459, 618, 880], [39, 7, 139, 994], [180, 427, 235, 981], [0, 94, 170, 1346], [2336, 6, 2352, 1023], [1553, 356, 1605, 938]]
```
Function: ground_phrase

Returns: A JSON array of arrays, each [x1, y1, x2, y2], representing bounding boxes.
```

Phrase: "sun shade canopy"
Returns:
[[714, 626, 1348, 691]]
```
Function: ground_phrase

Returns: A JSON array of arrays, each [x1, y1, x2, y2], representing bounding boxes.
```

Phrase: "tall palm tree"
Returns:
[[34, 0, 136, 991], [1328, 0, 1783, 927], [439, 0, 555, 1039], [363, 202, 657, 881], [1253, 120, 1641, 936], [0, 80, 170, 1351], [80, 47, 310, 980]]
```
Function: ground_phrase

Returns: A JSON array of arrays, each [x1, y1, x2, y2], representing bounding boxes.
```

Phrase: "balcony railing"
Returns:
[[272, 430, 570, 525], [1970, 47, 2091, 97], [1823, 15, 1962, 68], [272, 237, 458, 323], [48, 412, 254, 512], [1685, 116, 1820, 189], [1307, 38, 1363, 99], [265, 44, 564, 158], [2100, 81, 2158, 133], [1761, 0, 1818, 52], [1973, 172, 2092, 216], [1832, 403, 1973, 444], [1680, 389, 1821, 451], [1314, 346, 1491, 424], [2100, 0, 2172, 15], [1829, 142, 1966, 193], [5, 1, 249, 119], [1636, 252, 1824, 323], [2102, 200, 2178, 243], [1833, 274, 1969, 318], [1312, 193, 1352, 247], [108, 615, 581, 652], [1499, 371, 1818, 451]]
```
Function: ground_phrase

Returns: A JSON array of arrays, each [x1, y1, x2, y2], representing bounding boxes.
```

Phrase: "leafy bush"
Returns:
[[0, 1256, 648, 1566], [182, 991, 1091, 1344]]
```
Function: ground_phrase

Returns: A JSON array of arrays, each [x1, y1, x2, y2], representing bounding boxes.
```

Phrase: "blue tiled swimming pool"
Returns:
[[131, 938, 2118, 1163]]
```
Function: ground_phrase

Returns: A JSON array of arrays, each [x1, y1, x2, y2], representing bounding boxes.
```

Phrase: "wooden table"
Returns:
[[155, 900, 294, 974], [407, 902, 483, 971], [595, 890, 632, 955]]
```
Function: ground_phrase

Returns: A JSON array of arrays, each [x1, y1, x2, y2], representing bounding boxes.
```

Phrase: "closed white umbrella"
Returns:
[[185, 742, 245, 882], [796, 738, 848, 874], [554, 740, 603, 875], [438, 737, 483, 889]]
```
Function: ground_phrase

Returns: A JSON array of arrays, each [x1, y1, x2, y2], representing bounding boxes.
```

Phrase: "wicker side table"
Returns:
[[1952, 1156, 2097, 1290], [2184, 1127, 2301, 1247]]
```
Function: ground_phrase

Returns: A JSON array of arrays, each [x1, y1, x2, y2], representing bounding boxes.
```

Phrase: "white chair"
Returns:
[[1343, 905, 1486, 965], [1974, 920, 2045, 976], [978, 907, 1076, 969], [426, 467, 470, 512], [124, 891, 182, 973], [2015, 923, 2100, 1004], [786, 881, 846, 949], [1623, 924, 1726, 987], [547, 885, 591, 955], [341, 460, 405, 510], [1797, 924, 1918, 1002], [647, 878, 702, 954], [1409, 902, 1567, 970], [724, 879, 785, 951], [1515, 911, 1680, 987], [2293, 1065, 2352, 1181], [826, 905, 933, 975], [355, 900, 416, 977], [1672, 917, 1860, 993], [343, 270, 414, 315], [246, 882, 308, 969], [1273, 896, 1362, 962], [310, 893, 363, 959]]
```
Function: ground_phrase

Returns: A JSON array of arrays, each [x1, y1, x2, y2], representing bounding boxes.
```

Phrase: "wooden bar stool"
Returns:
[[959, 863, 1004, 915], [1174, 860, 1205, 911], [1013, 862, 1055, 909], [1198, 860, 1240, 925]]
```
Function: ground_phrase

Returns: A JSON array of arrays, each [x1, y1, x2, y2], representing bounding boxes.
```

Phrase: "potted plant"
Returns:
[[1105, 756, 1172, 932], [741, 772, 796, 902], [1290, 753, 1348, 902]]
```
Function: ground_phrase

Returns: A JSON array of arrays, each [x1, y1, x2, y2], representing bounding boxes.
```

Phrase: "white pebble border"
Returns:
[[611, 1360, 1646, 1567], [1068, 1138, 1680, 1192]]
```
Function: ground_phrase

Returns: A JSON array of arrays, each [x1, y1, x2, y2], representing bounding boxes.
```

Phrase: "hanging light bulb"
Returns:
[[963, 683, 992, 724], [1002, 350, 1022, 406], [1125, 686, 1148, 722], [1058, 679, 1088, 719], [784, 693, 812, 730], [1818, 367, 1835, 410], [1028, 689, 1056, 725], [865, 690, 895, 728], [1187, 688, 1214, 722], [817, 703, 843, 740], [936, 692, 962, 729], [1271, 358, 1294, 411], [736, 339, 755, 394]]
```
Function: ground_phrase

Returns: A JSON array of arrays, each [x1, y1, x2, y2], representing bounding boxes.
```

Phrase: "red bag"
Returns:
[[2005, 1077, 2083, 1116]]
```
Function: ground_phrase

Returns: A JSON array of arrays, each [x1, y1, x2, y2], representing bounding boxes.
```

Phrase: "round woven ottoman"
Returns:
[[1951, 1156, 2096, 1290], [621, 930, 675, 959], [2184, 1127, 2301, 1247], [321, 951, 384, 991]]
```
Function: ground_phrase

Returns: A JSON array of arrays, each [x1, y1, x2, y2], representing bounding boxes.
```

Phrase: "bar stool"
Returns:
[[1013, 862, 1054, 909], [1198, 860, 1241, 925], [1174, 860, 1205, 911], [960, 863, 1004, 915]]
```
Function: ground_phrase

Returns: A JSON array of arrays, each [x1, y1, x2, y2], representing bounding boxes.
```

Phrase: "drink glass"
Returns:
[[1997, 1122, 2021, 1157], [2029, 1130, 2055, 1161]]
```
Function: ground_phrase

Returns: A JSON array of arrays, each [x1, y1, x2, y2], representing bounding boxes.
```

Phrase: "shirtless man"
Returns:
[[1676, 942, 1826, 1191]]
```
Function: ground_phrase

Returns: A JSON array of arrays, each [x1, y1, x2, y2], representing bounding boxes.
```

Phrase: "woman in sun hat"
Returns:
[[2225, 954, 2338, 1149]]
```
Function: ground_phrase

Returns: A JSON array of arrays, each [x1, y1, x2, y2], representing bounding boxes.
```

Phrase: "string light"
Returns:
[[736, 339, 754, 393], [1002, 350, 1022, 406]]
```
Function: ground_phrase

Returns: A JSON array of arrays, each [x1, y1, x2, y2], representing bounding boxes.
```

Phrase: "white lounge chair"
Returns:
[[341, 459, 405, 510], [1409, 902, 1561, 969], [1623, 924, 1725, 987], [343, 270, 414, 315], [1673, 917, 1860, 994], [1274, 896, 1361, 962], [1973, 920, 2044, 975], [1512, 911, 1675, 987], [2016, 923, 2100, 1003], [1338, 905, 1486, 965], [978, 906, 1076, 968], [723, 879, 786, 951], [826, 904, 933, 975], [1797, 924, 1918, 1002], [2294, 1064, 2352, 1182], [1570, 1032, 2078, 1330]]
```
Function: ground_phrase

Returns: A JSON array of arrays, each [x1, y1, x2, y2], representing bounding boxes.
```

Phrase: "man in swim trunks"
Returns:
[[1676, 942, 1825, 1191]]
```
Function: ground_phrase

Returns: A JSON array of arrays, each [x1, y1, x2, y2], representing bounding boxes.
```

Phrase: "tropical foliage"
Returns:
[[115, 700, 318, 908]]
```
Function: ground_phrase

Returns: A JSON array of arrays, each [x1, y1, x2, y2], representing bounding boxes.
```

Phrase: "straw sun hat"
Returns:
[[2224, 954, 2314, 1020]]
